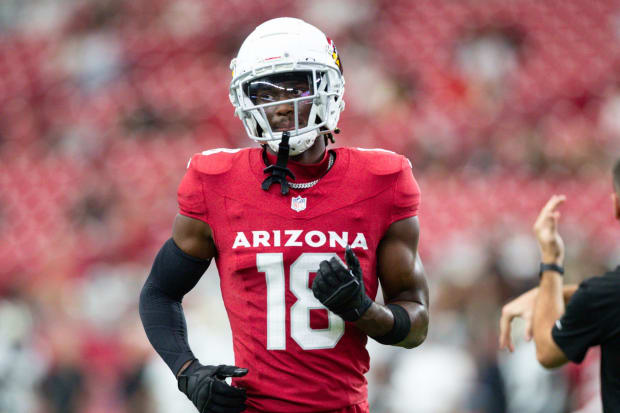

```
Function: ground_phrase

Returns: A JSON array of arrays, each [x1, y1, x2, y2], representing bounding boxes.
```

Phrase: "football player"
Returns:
[[139, 17, 429, 413]]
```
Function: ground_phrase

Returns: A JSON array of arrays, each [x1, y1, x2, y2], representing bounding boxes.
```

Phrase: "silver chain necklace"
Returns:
[[288, 152, 335, 190]]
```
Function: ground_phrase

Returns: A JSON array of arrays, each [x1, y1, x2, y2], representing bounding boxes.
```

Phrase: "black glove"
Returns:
[[312, 246, 373, 322], [178, 361, 248, 413]]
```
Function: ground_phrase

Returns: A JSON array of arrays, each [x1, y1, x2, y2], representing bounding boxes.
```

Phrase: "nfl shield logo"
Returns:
[[291, 196, 307, 212]]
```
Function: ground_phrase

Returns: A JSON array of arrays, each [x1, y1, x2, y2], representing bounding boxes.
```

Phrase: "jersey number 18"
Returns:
[[257, 253, 345, 350]]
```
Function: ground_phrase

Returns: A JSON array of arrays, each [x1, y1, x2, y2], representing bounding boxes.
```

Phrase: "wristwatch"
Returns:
[[539, 263, 564, 278]]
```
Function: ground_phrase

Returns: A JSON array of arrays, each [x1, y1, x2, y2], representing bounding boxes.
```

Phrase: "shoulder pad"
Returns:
[[351, 147, 411, 175], [186, 148, 245, 175]]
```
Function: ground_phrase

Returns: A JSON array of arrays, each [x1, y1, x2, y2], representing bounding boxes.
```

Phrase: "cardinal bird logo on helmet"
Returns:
[[326, 36, 343, 74]]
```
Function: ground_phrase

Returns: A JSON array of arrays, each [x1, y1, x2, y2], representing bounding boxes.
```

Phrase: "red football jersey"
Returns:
[[177, 147, 420, 413]]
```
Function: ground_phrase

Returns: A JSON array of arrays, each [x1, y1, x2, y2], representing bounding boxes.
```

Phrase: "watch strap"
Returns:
[[539, 263, 564, 278]]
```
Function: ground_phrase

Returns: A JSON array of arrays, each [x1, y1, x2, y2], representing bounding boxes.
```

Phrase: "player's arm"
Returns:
[[139, 214, 215, 375], [139, 214, 248, 412], [173, 213, 217, 261], [533, 270, 569, 368], [170, 213, 217, 374], [312, 216, 429, 349], [531, 195, 569, 368], [499, 284, 578, 352], [363, 216, 429, 348]]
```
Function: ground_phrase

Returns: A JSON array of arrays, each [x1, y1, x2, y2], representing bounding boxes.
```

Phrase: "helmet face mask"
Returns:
[[245, 71, 315, 136], [229, 18, 345, 156], [247, 72, 314, 108]]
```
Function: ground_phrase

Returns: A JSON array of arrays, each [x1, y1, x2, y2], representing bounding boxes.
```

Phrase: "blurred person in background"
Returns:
[[499, 160, 620, 412], [139, 17, 429, 413], [0, 286, 46, 413]]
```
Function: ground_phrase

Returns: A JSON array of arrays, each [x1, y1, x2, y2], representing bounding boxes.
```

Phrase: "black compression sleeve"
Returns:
[[139, 238, 211, 375]]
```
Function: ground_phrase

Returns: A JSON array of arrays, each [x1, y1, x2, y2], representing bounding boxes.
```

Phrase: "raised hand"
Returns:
[[533, 195, 566, 265], [499, 287, 539, 352]]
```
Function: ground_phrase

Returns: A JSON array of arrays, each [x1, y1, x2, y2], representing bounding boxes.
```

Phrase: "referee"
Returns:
[[499, 160, 620, 412]]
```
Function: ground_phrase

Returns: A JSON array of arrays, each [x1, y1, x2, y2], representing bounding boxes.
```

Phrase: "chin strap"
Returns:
[[262, 131, 296, 195], [323, 127, 339, 146]]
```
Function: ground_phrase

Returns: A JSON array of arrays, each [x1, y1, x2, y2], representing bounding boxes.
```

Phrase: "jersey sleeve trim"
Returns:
[[177, 153, 210, 224], [389, 157, 421, 225]]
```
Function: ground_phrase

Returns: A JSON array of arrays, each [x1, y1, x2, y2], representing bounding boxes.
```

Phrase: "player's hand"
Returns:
[[533, 194, 566, 265], [312, 246, 373, 322], [499, 287, 539, 352], [178, 361, 248, 413]]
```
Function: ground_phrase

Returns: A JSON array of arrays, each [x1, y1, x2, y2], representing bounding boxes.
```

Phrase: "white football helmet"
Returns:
[[229, 17, 345, 156]]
